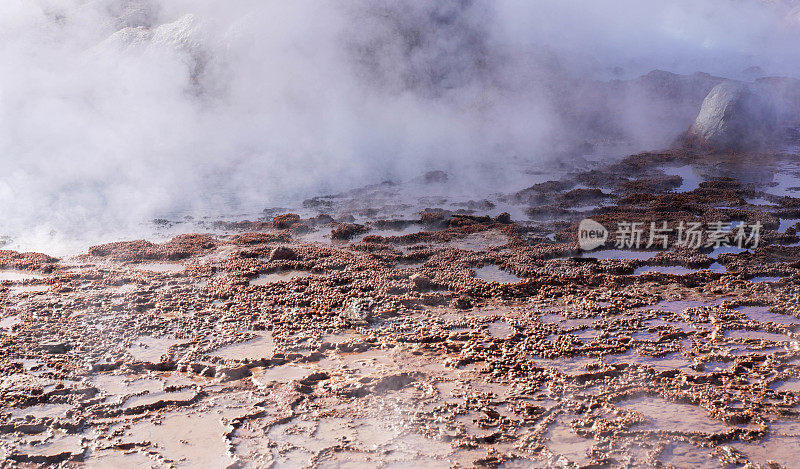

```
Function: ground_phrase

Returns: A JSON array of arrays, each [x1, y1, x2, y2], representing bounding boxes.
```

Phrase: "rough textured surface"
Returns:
[[687, 81, 777, 151], [0, 148, 799, 467]]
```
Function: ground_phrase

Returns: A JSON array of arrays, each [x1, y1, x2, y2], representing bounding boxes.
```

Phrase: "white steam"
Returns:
[[1, 0, 799, 253]]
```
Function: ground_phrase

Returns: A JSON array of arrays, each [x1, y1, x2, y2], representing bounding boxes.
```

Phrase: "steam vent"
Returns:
[[3, 2, 800, 468]]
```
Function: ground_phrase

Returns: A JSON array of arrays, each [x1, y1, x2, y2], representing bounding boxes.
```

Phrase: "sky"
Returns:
[[1, 0, 799, 254]]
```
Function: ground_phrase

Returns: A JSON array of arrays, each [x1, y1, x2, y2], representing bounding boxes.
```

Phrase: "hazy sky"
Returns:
[[1, 0, 798, 252]]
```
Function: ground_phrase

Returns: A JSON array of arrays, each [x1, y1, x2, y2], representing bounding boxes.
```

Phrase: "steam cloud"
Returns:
[[2, 0, 799, 253]]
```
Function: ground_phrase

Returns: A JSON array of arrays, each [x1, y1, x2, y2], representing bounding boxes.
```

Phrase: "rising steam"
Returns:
[[2, 0, 799, 253]]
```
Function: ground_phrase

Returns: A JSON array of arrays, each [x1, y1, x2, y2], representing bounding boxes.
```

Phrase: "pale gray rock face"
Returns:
[[687, 81, 777, 151]]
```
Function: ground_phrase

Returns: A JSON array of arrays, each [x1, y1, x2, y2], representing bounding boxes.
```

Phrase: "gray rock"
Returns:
[[269, 246, 297, 261], [687, 81, 777, 151], [339, 298, 376, 326], [40, 341, 71, 354], [410, 273, 434, 291], [216, 365, 252, 382]]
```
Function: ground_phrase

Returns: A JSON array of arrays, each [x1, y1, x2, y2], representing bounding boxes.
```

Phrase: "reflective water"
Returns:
[[9, 403, 72, 420], [251, 365, 313, 385], [580, 249, 658, 260], [616, 397, 730, 433], [544, 415, 594, 466], [724, 330, 787, 342], [210, 332, 275, 361], [750, 277, 782, 283], [732, 435, 800, 468], [250, 270, 314, 285], [118, 412, 235, 468], [134, 262, 185, 273], [740, 306, 800, 325], [0, 315, 21, 330], [0, 270, 44, 282], [602, 350, 694, 371], [770, 379, 800, 393], [663, 165, 702, 192], [8, 284, 49, 295], [778, 218, 800, 233], [633, 265, 698, 275], [447, 231, 509, 251], [746, 197, 778, 206], [127, 336, 182, 363], [709, 245, 749, 258], [473, 265, 521, 284], [487, 321, 515, 339], [658, 442, 720, 469]]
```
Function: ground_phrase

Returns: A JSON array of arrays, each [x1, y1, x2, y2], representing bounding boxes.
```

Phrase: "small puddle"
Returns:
[[580, 249, 658, 260], [84, 450, 155, 468], [779, 218, 800, 233], [664, 165, 702, 192], [746, 197, 778, 206], [602, 350, 693, 371], [8, 284, 49, 295], [617, 397, 729, 433], [708, 262, 727, 273], [134, 262, 184, 273], [395, 260, 426, 269], [731, 435, 800, 468], [726, 344, 785, 356], [739, 306, 800, 326], [11, 433, 84, 460], [530, 356, 600, 376], [487, 321, 514, 339], [250, 270, 314, 285], [642, 318, 697, 332], [90, 374, 164, 399], [724, 330, 787, 342], [543, 415, 594, 466], [119, 412, 234, 467], [210, 332, 275, 361], [770, 379, 800, 393], [710, 246, 749, 258], [9, 403, 72, 420], [658, 442, 720, 469], [353, 223, 425, 243], [0, 315, 21, 330], [127, 336, 182, 363], [473, 265, 521, 284], [750, 277, 782, 283], [633, 265, 699, 276], [571, 328, 603, 342], [645, 300, 712, 313], [251, 365, 313, 384], [112, 283, 137, 294], [540, 313, 595, 328], [632, 330, 659, 342], [448, 231, 509, 251], [0, 270, 44, 282]]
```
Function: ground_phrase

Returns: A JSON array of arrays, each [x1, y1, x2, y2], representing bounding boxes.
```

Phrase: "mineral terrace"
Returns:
[[1, 149, 800, 468]]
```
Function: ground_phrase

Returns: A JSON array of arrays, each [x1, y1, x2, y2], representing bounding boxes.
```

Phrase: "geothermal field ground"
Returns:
[[5, 1, 800, 469], [2, 145, 800, 467]]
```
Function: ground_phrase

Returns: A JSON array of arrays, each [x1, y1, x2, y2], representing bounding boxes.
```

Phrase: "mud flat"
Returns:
[[1, 149, 800, 467]]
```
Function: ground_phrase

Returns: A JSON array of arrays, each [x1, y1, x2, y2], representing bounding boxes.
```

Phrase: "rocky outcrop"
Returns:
[[685, 81, 777, 151]]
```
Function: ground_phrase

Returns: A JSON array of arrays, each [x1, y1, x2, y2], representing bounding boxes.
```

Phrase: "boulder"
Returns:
[[410, 273, 434, 291], [268, 246, 297, 261], [216, 365, 252, 382], [686, 81, 777, 151]]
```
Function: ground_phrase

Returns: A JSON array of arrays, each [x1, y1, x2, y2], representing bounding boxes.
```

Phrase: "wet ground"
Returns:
[[1, 148, 800, 467]]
